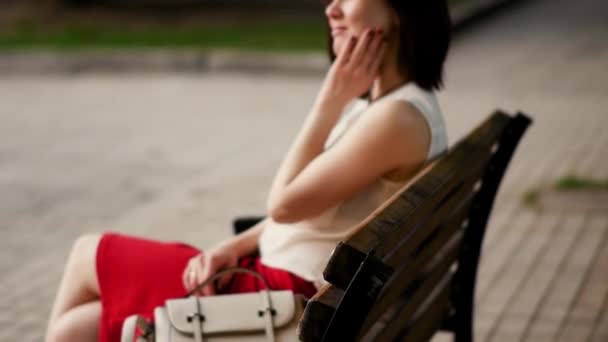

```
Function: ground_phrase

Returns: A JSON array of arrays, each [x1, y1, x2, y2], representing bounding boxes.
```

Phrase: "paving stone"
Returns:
[[483, 214, 562, 341], [475, 210, 536, 302], [480, 199, 519, 258], [523, 215, 606, 341], [556, 216, 608, 342], [590, 300, 608, 342]]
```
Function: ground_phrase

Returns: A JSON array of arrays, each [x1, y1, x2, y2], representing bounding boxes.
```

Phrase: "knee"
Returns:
[[69, 234, 101, 261], [46, 318, 76, 342], [67, 233, 102, 289]]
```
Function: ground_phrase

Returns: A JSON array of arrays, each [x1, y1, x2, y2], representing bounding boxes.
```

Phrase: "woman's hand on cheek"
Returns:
[[321, 27, 388, 105]]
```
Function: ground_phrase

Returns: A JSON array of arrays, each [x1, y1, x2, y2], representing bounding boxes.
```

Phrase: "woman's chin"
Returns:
[[332, 40, 344, 56]]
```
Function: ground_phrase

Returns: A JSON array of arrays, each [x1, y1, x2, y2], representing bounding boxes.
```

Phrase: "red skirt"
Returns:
[[96, 232, 318, 342]]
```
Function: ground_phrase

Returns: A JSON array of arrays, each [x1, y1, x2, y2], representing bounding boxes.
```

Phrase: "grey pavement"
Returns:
[[1, 0, 607, 341]]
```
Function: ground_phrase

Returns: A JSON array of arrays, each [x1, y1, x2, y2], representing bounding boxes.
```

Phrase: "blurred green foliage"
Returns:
[[555, 175, 608, 191], [0, 18, 327, 52], [0, 0, 481, 51]]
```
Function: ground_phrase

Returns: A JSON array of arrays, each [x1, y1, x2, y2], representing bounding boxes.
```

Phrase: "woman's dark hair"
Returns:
[[327, 1, 451, 91]]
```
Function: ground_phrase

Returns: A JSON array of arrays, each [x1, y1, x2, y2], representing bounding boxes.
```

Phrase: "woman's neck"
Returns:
[[369, 61, 410, 102]]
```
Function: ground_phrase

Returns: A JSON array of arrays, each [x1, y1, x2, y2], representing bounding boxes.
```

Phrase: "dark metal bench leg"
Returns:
[[232, 216, 265, 235], [453, 303, 473, 342]]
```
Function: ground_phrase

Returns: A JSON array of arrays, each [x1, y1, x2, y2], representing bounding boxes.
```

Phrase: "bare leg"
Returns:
[[47, 301, 101, 342], [46, 234, 102, 342]]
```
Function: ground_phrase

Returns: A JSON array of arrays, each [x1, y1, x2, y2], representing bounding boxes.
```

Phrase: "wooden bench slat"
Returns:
[[381, 179, 477, 263], [305, 201, 468, 341], [357, 198, 472, 336], [360, 231, 462, 341], [323, 171, 480, 289], [398, 277, 453, 342], [370, 267, 453, 341], [377, 174, 484, 259], [373, 212, 465, 311], [347, 137, 493, 253]]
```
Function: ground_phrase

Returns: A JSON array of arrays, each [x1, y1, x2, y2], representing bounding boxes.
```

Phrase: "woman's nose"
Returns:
[[325, 0, 342, 19]]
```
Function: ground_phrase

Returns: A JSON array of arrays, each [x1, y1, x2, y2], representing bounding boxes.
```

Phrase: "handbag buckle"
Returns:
[[187, 313, 206, 323], [257, 308, 277, 317]]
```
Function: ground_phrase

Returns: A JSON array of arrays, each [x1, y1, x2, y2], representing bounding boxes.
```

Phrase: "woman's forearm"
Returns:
[[267, 95, 348, 209], [267, 29, 385, 216], [215, 218, 267, 258]]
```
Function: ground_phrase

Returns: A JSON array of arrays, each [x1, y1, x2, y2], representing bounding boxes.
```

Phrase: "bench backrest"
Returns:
[[298, 110, 532, 342]]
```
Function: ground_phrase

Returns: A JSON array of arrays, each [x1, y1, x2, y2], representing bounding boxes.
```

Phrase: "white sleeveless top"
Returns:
[[259, 82, 448, 289]]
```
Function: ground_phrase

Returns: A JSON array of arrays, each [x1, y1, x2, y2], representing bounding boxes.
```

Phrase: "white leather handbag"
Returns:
[[121, 267, 307, 342]]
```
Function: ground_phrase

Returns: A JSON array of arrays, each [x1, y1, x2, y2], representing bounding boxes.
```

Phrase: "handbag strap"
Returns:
[[186, 267, 276, 342]]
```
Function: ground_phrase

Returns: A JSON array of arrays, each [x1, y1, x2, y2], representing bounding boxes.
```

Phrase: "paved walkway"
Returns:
[[0, 0, 606, 341]]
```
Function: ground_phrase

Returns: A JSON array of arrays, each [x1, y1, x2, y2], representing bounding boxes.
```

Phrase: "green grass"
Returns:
[[522, 189, 540, 207], [522, 174, 608, 208], [554, 174, 608, 191], [0, 19, 327, 52]]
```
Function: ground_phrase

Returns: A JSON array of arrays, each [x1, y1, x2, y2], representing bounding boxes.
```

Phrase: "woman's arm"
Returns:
[[215, 218, 267, 258], [267, 28, 387, 221], [267, 93, 348, 213], [266, 100, 430, 224]]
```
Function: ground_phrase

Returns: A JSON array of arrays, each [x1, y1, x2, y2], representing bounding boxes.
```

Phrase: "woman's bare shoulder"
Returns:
[[360, 98, 431, 172]]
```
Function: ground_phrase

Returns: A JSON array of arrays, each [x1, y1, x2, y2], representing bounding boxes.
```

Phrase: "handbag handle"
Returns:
[[187, 267, 271, 297], [186, 267, 277, 342]]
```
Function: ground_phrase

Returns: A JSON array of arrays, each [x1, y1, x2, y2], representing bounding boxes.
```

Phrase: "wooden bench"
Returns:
[[233, 110, 532, 342]]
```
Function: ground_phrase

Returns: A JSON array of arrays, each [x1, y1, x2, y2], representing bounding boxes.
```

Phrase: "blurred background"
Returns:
[[0, 0, 495, 53], [1, 0, 607, 341]]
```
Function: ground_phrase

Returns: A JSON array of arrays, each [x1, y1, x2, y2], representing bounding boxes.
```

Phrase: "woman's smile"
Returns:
[[330, 26, 347, 37]]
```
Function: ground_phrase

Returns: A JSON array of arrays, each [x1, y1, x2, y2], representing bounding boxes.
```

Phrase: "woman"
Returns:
[[45, 1, 451, 341]]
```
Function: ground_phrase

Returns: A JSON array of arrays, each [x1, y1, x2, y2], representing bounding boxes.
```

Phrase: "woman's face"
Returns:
[[325, 0, 397, 56]]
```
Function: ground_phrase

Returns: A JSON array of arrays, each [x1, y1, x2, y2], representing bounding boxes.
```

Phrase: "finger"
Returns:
[[348, 28, 375, 67], [181, 263, 188, 291], [364, 29, 384, 71], [184, 254, 203, 293], [336, 34, 357, 66], [200, 259, 217, 297], [191, 256, 206, 295], [190, 258, 206, 296], [183, 260, 195, 292], [182, 266, 190, 292]]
